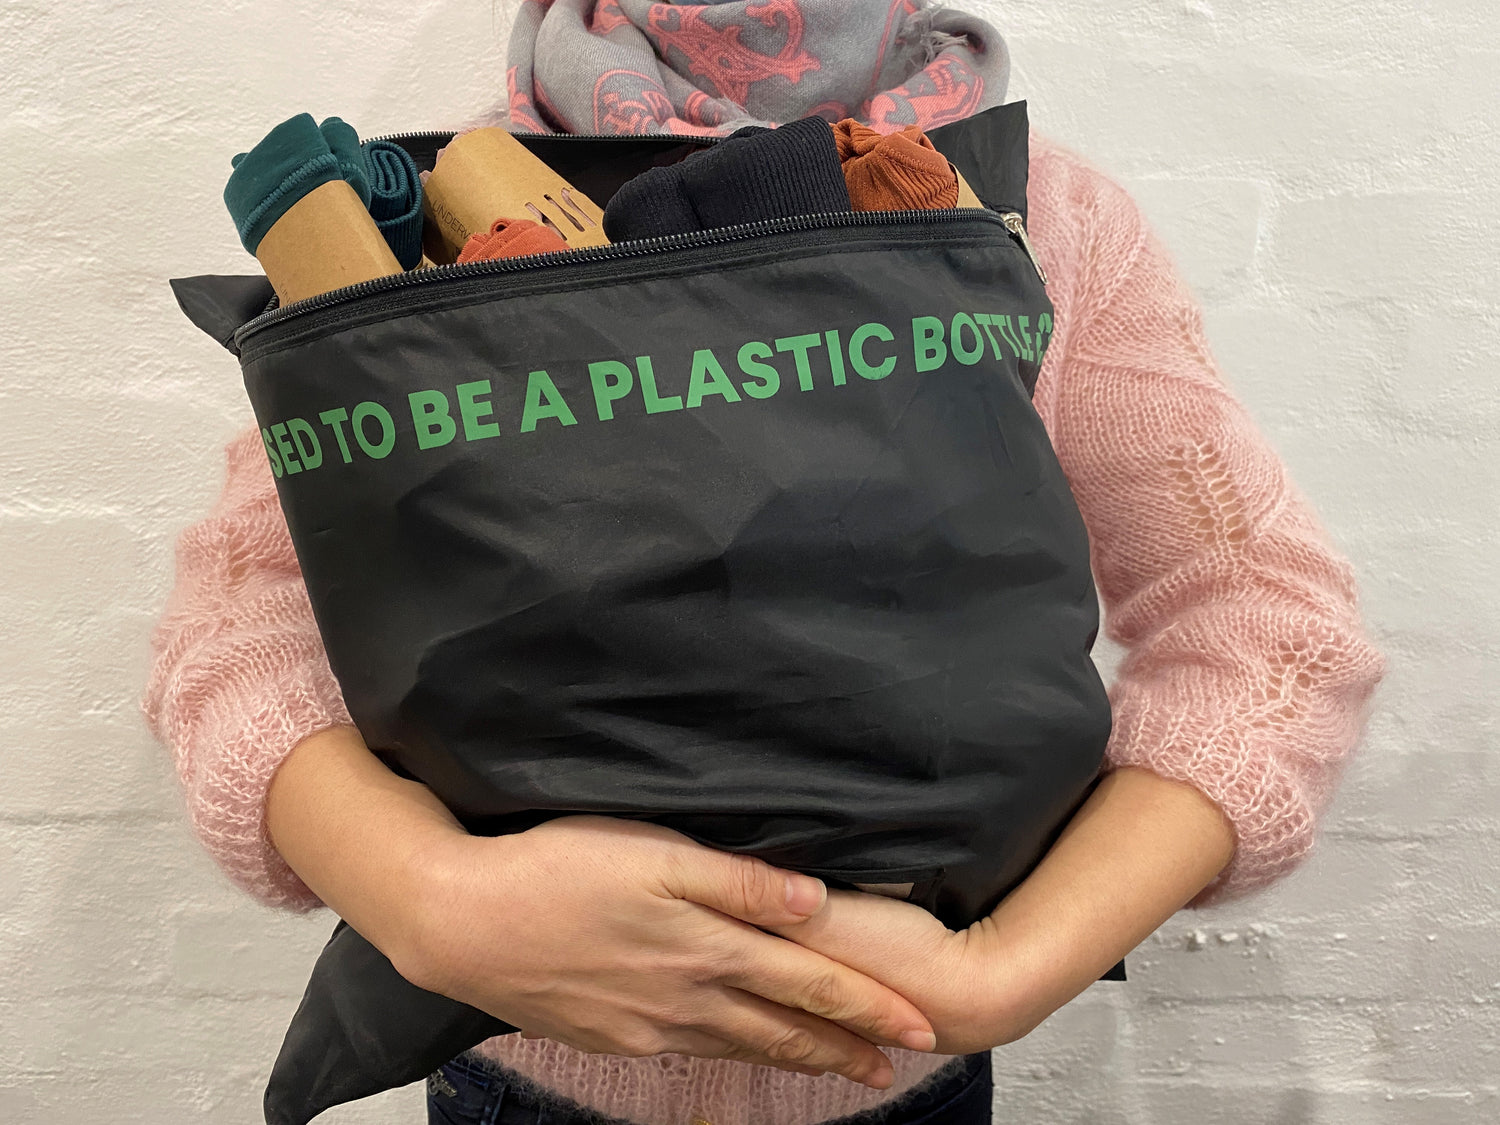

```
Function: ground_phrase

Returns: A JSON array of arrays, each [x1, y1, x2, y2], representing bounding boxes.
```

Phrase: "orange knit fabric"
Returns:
[[456, 217, 569, 263], [143, 132, 1385, 1125], [831, 119, 959, 211]]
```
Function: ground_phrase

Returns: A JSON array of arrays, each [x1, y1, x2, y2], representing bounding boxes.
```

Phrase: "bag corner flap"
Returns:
[[927, 100, 1031, 220], [169, 274, 274, 355]]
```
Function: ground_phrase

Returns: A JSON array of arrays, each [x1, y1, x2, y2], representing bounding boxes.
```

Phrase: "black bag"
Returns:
[[174, 102, 1121, 1125]]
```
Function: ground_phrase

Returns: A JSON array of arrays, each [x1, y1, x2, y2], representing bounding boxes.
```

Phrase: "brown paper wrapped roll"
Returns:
[[422, 128, 609, 264], [254, 179, 404, 306], [954, 166, 985, 210]]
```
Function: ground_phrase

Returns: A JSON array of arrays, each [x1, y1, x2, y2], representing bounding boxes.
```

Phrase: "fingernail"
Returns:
[[900, 1029, 937, 1052], [866, 1065, 895, 1089], [784, 874, 827, 916]]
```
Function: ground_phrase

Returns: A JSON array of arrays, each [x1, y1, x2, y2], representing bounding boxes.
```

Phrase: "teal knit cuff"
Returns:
[[224, 113, 345, 256], [320, 116, 372, 208]]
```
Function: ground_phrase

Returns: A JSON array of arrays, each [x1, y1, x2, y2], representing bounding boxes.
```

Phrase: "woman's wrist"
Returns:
[[392, 823, 550, 993], [265, 724, 473, 961], [971, 766, 1236, 1035]]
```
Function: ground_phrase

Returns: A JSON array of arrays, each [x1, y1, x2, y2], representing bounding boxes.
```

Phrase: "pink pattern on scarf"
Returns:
[[646, 0, 821, 106], [682, 89, 730, 129], [506, 66, 549, 134], [865, 54, 985, 130], [589, 0, 630, 35], [592, 69, 676, 133], [590, 70, 724, 136], [868, 0, 922, 101], [533, 78, 575, 132]]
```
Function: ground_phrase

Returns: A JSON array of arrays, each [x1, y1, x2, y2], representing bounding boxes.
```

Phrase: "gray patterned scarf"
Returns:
[[504, 0, 1009, 136]]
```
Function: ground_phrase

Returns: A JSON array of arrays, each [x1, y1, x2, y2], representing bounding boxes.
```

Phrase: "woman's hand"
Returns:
[[398, 815, 943, 1087], [767, 767, 1238, 1051], [759, 890, 1028, 1056], [267, 728, 938, 1089]]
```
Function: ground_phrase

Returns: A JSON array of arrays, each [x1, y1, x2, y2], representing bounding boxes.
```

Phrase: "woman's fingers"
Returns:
[[693, 986, 897, 1088], [660, 844, 830, 928], [650, 1027, 830, 1079], [709, 919, 936, 1052], [634, 990, 892, 1087]]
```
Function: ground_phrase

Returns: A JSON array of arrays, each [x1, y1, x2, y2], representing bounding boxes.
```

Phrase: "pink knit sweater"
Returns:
[[143, 132, 1384, 1125]]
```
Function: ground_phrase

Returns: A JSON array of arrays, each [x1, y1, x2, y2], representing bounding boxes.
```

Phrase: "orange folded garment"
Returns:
[[455, 218, 570, 264], [831, 120, 959, 212]]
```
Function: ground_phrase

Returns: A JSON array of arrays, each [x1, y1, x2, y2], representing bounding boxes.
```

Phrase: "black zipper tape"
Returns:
[[235, 207, 1024, 351], [365, 128, 724, 147]]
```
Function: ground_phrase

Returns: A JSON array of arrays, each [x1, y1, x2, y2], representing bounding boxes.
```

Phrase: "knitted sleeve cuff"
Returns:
[[143, 424, 360, 912], [174, 649, 353, 912], [1103, 694, 1311, 909], [1101, 612, 1385, 909]]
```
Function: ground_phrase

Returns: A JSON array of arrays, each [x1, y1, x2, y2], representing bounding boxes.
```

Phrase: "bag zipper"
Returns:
[[237, 206, 1045, 346], [998, 211, 1047, 284], [362, 128, 725, 147]]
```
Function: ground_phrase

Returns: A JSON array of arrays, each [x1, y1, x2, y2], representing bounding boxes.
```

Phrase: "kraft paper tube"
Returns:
[[256, 179, 403, 306], [422, 128, 609, 264], [953, 166, 985, 210]]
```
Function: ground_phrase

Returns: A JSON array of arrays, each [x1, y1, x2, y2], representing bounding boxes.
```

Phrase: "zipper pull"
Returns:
[[998, 211, 1048, 285]]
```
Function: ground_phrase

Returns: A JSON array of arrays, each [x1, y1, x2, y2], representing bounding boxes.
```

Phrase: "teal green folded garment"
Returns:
[[320, 117, 371, 208], [224, 113, 343, 256], [361, 141, 424, 270]]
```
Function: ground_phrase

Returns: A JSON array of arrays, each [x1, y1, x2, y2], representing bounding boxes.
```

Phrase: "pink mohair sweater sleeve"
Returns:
[[1025, 135, 1386, 908], [142, 426, 351, 911]]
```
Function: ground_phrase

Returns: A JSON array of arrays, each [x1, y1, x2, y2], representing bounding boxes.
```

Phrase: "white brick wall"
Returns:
[[1, 1, 1493, 1120]]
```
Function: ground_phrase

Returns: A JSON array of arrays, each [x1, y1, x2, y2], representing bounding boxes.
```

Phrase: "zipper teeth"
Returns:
[[362, 129, 460, 144], [240, 206, 1014, 337], [362, 129, 724, 146]]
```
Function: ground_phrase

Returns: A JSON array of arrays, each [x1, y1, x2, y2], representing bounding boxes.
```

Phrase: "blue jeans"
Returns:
[[427, 1050, 993, 1125]]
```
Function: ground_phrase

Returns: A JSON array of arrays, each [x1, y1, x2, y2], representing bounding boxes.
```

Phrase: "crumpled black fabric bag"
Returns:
[[173, 103, 1121, 1125]]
